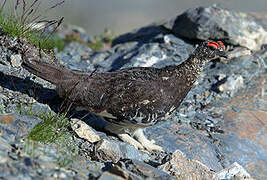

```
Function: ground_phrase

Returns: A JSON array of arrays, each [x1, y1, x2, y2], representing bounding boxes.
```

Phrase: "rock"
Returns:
[[94, 139, 149, 163], [217, 74, 227, 81], [163, 5, 267, 50], [0, 151, 8, 164], [217, 75, 244, 95], [94, 139, 121, 163], [98, 171, 125, 180], [10, 54, 22, 67], [117, 141, 150, 161], [108, 164, 131, 179], [0, 5, 267, 179], [0, 114, 42, 137], [56, 42, 94, 72], [249, 12, 267, 31], [112, 24, 166, 45], [71, 118, 100, 143], [116, 34, 192, 70], [159, 150, 218, 179], [0, 136, 12, 152], [115, 159, 174, 180], [146, 74, 267, 179], [0, 114, 15, 124], [216, 162, 253, 180], [56, 22, 193, 75], [20, 103, 54, 116], [224, 47, 251, 60]]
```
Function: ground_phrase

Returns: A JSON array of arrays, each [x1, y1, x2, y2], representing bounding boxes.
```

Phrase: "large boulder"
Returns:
[[163, 5, 267, 50]]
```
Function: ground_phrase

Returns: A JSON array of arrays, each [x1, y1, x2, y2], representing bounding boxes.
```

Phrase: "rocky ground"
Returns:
[[0, 5, 266, 180]]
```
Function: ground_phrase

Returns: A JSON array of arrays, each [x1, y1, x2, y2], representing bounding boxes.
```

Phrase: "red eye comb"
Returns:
[[207, 41, 220, 49], [217, 41, 225, 49], [207, 41, 225, 49]]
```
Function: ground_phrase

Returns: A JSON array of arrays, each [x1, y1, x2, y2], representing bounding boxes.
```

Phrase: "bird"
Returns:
[[21, 40, 225, 152]]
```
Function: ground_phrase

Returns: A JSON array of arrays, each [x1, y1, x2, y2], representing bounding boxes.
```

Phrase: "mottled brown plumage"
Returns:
[[22, 40, 225, 151]]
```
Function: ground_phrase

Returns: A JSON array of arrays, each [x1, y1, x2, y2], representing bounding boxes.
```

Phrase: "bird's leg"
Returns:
[[118, 134, 144, 150], [104, 122, 144, 150], [133, 128, 163, 152], [105, 122, 163, 152]]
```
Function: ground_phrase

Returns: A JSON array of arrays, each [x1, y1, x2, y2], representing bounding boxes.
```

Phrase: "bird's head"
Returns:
[[194, 40, 226, 62]]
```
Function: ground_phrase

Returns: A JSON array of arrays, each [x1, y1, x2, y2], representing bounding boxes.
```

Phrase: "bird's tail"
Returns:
[[22, 59, 75, 85]]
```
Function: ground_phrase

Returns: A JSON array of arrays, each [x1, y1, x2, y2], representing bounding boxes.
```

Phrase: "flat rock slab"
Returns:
[[146, 74, 267, 179], [159, 150, 218, 179], [0, 114, 42, 138], [94, 139, 149, 163], [112, 159, 175, 180]]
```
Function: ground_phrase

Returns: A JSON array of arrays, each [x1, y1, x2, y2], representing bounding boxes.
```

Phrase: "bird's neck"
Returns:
[[173, 55, 207, 85], [180, 55, 205, 74]]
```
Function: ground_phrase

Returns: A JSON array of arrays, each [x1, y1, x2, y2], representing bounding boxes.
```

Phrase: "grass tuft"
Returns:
[[27, 111, 70, 143], [0, 0, 64, 51], [16, 104, 71, 144], [18, 104, 78, 168]]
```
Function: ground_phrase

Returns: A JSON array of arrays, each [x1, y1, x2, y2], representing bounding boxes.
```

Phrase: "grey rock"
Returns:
[[85, 161, 106, 178], [94, 139, 121, 163], [94, 139, 149, 163], [112, 24, 166, 45], [56, 25, 192, 73], [0, 136, 12, 152], [116, 159, 174, 180], [0, 151, 8, 164], [249, 12, 267, 31], [216, 162, 252, 180], [1, 6, 267, 179], [117, 141, 150, 161], [98, 171, 125, 180], [232, 105, 241, 112], [116, 35, 192, 70], [164, 5, 267, 50], [255, 99, 267, 111], [224, 47, 251, 60], [22, 103, 55, 116], [145, 120, 225, 171], [56, 42, 94, 72], [10, 54, 22, 68], [218, 75, 244, 95], [0, 114, 42, 137], [159, 150, 218, 179]]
